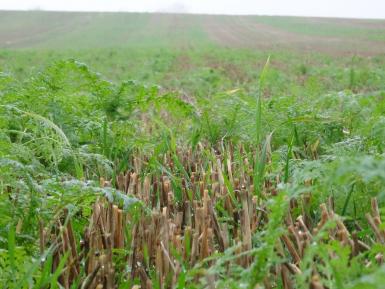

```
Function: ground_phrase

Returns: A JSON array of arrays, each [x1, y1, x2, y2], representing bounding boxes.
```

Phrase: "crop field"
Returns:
[[1, 10, 385, 289]]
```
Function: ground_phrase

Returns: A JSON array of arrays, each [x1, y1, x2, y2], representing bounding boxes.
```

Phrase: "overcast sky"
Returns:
[[1, 0, 384, 19]]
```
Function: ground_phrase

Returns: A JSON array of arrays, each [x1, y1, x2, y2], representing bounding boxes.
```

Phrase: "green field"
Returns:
[[1, 10, 385, 288]]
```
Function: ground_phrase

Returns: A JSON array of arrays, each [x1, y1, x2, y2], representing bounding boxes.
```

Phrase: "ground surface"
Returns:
[[0, 11, 384, 98], [1, 11, 385, 55], [1, 11, 385, 288]]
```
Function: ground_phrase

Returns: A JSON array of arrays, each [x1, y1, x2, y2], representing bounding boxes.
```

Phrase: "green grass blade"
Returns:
[[256, 55, 270, 145], [8, 225, 16, 275], [341, 183, 355, 216], [284, 134, 294, 183]]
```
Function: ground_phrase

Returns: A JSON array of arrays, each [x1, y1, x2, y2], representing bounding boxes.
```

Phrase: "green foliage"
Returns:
[[0, 35, 385, 287]]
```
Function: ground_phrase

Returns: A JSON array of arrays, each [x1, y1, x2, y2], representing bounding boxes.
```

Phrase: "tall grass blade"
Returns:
[[8, 225, 16, 275], [341, 183, 355, 216], [256, 55, 270, 145], [284, 134, 294, 183], [254, 131, 273, 197]]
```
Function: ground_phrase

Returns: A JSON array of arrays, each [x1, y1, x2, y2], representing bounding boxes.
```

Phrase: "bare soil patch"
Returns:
[[203, 16, 385, 56]]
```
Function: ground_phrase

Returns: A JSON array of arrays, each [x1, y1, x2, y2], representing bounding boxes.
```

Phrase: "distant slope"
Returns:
[[1, 11, 385, 55]]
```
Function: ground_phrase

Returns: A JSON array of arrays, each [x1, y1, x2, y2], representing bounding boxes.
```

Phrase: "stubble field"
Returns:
[[1, 10, 385, 289]]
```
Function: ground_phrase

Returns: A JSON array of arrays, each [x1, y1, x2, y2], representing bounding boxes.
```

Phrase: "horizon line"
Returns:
[[0, 8, 384, 21]]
